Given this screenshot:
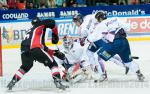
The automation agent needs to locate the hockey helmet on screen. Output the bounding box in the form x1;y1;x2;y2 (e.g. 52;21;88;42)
95;11;107;22
72;14;83;23
63;35;74;49
31;17;41;25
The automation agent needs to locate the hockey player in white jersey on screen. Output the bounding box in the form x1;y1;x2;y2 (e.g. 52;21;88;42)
72;13;107;80
87;11;145;82
56;35;93;83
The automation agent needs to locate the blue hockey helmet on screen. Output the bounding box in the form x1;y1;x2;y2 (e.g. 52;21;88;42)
72;14;83;23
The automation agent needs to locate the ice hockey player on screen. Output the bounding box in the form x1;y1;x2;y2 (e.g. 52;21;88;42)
7;17;68;90
55;35;93;83
87;11;145;82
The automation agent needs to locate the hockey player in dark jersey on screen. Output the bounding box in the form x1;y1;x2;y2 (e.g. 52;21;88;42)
7;17;68;90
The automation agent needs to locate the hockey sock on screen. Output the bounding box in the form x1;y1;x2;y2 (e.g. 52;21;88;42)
51;66;61;80
12;68;26;83
99;59;105;73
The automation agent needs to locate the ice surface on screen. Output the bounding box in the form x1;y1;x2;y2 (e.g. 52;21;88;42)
0;41;150;94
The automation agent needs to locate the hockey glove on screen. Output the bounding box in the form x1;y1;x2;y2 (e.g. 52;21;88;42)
79;37;87;46
54;50;65;60
47;49;55;57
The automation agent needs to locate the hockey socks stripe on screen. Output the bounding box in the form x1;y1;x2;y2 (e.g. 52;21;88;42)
73;63;80;73
51;67;61;78
14;68;26;81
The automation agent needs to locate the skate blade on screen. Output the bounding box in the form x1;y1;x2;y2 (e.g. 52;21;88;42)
94;78;108;83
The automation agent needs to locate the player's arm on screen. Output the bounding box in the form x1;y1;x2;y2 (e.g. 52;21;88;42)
87;23;104;43
43;19;59;44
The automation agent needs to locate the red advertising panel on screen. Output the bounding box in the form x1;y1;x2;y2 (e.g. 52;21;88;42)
127;17;150;32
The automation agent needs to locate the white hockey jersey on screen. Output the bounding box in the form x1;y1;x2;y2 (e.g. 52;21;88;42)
88;17;131;42
78;14;99;38
57;42;89;67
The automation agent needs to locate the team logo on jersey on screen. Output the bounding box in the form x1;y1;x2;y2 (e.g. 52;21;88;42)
2;26;14;43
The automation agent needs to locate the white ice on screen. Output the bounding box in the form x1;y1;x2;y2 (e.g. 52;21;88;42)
0;41;150;94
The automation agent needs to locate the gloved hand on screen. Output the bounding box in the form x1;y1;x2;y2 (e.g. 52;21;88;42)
79;37;86;46
47;49;55;57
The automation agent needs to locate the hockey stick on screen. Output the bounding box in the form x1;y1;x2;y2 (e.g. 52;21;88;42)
131;56;139;59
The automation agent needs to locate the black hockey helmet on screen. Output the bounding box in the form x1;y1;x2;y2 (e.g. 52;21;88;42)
31;17;41;25
72;14;83;23
95;11;107;21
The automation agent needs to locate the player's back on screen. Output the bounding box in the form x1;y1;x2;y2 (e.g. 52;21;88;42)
102;17;130;34
21;19;53;52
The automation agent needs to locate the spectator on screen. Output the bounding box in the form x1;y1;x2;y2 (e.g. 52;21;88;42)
118;0;128;5
65;0;76;7
33;0;39;8
76;0;86;7
139;0;146;4
70;0;77;7
0;2;4;10
48;0;55;8
26;0;35;9
130;0;139;4
39;0;48;9
0;0;8;9
108;0;119;5
86;0;96;6
72;2;78;7
55;0;66;7
7;0;17;9
17;0;26;10
96;0;109;6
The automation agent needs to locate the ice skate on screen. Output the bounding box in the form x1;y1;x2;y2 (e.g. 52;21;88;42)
94;72;108;83
136;70;145;81
7;79;16;90
137;73;145;81
54;79;69;90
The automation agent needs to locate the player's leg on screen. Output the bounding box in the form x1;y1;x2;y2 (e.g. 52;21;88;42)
96;40;121;82
7;51;34;90
110;55;130;74
61;62;73;81
88;39;109;82
93;53;107;74
110;55;124;66
87;43;98;70
118;39;145;81
87;39;106;73
87;45;106;81
30;48;68;90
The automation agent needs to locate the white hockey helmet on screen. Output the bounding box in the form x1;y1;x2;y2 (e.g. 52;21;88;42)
63;35;74;49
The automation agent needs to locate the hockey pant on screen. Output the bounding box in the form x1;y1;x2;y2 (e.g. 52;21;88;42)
12;47;61;83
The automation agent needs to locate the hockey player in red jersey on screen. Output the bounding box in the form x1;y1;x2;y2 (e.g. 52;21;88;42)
7;17;68;90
